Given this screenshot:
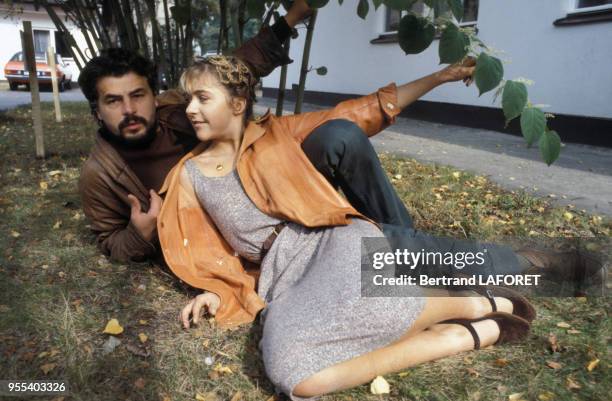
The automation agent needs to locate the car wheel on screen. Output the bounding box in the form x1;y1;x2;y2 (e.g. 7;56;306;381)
25;83;30;91
58;78;65;92
65;80;72;90
9;81;18;91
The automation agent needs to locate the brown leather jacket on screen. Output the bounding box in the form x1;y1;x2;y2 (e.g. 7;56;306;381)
157;84;400;328
79;26;290;263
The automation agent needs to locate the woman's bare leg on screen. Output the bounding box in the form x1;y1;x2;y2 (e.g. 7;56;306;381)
292;291;513;398
293;320;501;397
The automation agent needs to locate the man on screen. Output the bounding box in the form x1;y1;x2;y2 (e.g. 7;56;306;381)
78;3;602;290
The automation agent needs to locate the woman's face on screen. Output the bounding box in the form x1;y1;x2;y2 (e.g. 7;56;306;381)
185;75;244;142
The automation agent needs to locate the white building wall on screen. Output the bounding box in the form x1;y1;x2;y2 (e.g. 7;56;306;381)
262;0;612;119
0;4;92;80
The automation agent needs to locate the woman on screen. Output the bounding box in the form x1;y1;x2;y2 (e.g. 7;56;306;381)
157;55;535;399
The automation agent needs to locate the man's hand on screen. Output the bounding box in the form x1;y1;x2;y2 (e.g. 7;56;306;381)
127;190;162;241
435;57;476;85
180;292;221;329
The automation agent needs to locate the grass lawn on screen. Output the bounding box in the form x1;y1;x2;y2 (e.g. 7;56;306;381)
0;102;609;401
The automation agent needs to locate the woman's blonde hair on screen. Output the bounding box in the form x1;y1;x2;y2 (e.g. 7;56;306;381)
180;55;257;122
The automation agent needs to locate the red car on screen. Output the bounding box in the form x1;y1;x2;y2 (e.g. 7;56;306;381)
4;51;73;91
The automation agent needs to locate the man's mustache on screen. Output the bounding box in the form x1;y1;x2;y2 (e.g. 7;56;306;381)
118;115;148;131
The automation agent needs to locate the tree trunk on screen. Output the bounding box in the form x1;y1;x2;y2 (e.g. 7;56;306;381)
162;0;175;83
276;38;290;116
132;0;150;58
294;10;317;114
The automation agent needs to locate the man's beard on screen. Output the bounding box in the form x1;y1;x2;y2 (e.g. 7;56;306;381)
99;114;158;150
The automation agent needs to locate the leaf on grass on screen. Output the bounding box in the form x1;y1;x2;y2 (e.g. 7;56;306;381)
538;391;555;401
466;367;480;377
134;377;145;389
508;393;525;401
546;361;562;369
212;363;233;375
102;336;122;354
563;212;574;222
556;322;571;328
139;319;148;325
370;375;390;394
586;358;599;372
103;318;124;335
195;392;219;401
230;391;243;401
566;376;581;390
40;181;48;190
138;333;148;343
398;371;409;377
495;358;509;367
10;230;20;238
125;343;150;358
40;363;56;374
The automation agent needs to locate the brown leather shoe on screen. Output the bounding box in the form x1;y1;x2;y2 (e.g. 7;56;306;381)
517;248;606;283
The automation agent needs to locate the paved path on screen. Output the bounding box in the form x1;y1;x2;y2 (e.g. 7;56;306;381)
0;86;85;110
256;97;612;216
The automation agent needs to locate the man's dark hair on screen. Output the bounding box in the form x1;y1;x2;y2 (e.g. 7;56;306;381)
78;48;158;113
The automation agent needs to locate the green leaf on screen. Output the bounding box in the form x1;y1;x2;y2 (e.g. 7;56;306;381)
520;108;546;147
357;0;369;19
502;80;528;124
438;23;469;64
372;0;383;10
398;14;435;55
474;53;503;96
316;66;328;75
446;0;464;21
307;0;329;8
247;0;266;18
539;129;561;166
384;0;416;11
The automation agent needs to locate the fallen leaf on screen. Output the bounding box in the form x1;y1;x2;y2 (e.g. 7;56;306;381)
125;343;151;358
563;212;574;222
48;170;62;177
452;171;461;179
466;367;480;377
204;356;214;366
138;333;148;343
556;322;571;329
10;230;20;238
202;339;210;348
103;318;124;335
393;174;402;180
40;363;56;374
548;333;560;352
546;361;562;369
567;329;581;334
212;363;233;375
538;391;555;401
565;376;581;390
139;319;148;325
398;371;409;377
495;358;509;367
586;358;599;372
508;393;525;401
134;377;145;389
195;392;218;401
38;351;50;358
370;375;390;394
53;221;62;229
230;392;243;401
39;181;48;190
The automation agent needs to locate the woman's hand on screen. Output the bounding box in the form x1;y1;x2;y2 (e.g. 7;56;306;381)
435;57;477;86
180;292;221;329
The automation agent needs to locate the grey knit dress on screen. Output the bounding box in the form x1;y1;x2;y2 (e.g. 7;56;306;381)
185;161;425;400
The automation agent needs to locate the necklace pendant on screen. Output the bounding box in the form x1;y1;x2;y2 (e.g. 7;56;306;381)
216;164;223;171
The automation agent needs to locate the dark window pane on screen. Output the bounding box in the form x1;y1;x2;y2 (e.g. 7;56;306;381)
578;0;612;7
33;30;50;54
386;9;401;31
54;31;71;58
463;0;479;22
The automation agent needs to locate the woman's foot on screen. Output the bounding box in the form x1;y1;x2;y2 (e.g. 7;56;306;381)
463;285;536;322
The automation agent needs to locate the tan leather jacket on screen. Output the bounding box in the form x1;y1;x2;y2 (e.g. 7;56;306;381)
157;83;400;328
79;26;291;263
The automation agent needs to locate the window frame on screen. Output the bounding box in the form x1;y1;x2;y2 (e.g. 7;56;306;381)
382;1;478;34
570;0;612;14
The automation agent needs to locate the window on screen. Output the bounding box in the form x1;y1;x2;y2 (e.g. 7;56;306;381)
384;0;478;33
54;31;71;58
575;0;612;10
33;30;50;57
10;52;24;62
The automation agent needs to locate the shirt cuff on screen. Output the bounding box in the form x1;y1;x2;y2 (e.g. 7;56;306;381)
377;83;401;123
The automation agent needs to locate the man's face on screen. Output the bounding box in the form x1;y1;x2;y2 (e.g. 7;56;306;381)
95;72;157;143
